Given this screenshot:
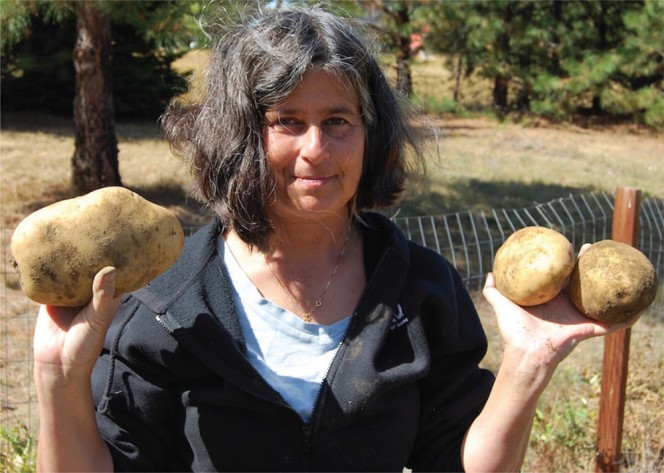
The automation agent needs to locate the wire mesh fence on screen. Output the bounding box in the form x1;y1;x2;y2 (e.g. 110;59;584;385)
393;192;664;303
1;192;663;465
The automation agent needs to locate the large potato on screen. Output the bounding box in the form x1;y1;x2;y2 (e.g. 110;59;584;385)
566;240;658;323
493;226;575;306
10;186;184;307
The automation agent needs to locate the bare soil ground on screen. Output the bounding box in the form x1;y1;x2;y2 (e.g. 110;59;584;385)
1;110;663;471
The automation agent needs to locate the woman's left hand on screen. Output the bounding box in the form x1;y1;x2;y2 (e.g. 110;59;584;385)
482;271;641;370
465;247;642;472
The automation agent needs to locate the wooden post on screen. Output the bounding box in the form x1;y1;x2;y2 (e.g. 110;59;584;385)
595;187;641;472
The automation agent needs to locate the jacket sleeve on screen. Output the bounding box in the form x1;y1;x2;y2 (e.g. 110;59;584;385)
406;253;495;472
91;297;185;471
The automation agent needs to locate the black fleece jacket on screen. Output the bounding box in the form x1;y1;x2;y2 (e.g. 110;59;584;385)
92;212;494;472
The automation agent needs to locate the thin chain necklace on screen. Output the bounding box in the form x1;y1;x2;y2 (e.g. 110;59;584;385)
265;221;352;323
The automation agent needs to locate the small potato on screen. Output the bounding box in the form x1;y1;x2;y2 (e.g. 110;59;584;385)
567;240;658;323
493;226;575;306
10;186;184;307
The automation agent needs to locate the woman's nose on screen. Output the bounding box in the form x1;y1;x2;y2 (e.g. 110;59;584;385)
300;125;329;162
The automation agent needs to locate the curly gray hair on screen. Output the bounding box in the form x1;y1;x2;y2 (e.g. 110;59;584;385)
161;6;423;250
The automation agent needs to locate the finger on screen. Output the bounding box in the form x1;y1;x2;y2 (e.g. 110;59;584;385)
578;243;591;257
594;311;643;335
40;267;121;324
91;267;123;323
93;266;117;301
482;272;496;302
482;272;510;307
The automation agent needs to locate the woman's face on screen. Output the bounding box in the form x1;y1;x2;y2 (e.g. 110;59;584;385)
262;69;365;222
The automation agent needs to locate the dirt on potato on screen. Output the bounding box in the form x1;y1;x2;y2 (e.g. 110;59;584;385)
10;187;185;307
567;240;658;323
493;226;575;306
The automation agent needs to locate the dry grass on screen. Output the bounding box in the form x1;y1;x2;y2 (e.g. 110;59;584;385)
474;294;664;472
392;116;664;218
1;52;663;472
0;114;207;229
3;112;662;228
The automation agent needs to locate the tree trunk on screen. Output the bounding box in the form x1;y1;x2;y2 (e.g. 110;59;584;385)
592;94;603;115
71;2;121;194
549;0;563;76
388;3;414;98
516;84;530;110
453;54;463;103
395;35;413;98
493;3;512;111
493;77;509;110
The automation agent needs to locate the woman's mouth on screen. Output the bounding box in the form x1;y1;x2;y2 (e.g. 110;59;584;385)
293;175;333;186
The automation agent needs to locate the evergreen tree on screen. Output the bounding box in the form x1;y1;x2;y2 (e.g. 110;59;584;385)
376;1;417;98
1;0;201;192
322;0;424;98
423;1;478;105
423;0;661;125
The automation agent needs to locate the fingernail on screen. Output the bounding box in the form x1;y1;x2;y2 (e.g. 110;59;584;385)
100;267;117;284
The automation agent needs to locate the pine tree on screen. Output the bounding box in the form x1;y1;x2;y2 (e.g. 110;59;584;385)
1;0;201;193
421;0;661;124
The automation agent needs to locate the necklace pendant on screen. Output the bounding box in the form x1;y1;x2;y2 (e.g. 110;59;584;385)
265;219;352;326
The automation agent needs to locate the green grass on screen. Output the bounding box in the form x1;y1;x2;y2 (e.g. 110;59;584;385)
1;424;35;473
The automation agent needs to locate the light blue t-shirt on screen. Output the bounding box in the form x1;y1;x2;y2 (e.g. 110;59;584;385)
220;238;351;422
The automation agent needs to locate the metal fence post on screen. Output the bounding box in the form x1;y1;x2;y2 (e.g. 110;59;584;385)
595;187;641;472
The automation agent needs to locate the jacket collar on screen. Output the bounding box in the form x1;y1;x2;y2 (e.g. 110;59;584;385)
133;220;222;315
138;212;411;317
133;213;425;417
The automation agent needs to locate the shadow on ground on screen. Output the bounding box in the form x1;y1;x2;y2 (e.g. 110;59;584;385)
19;178;599;227
10;182;209;229
386;178;599;217
1;112;163;141
128;182;211;228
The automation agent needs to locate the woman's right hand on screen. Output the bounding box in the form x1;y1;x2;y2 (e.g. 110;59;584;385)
34;266;121;472
34;266;124;383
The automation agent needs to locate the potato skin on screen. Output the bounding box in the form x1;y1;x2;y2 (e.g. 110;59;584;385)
493;226;575;306
567;240;658;323
10;186;184;307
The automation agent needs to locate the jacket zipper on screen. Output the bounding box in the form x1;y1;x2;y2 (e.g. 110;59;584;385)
155;243;396;469
157;313;321;469
308;245;392;422
302;424;313;457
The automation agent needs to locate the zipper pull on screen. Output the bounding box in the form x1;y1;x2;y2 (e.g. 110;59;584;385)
302;424;313;457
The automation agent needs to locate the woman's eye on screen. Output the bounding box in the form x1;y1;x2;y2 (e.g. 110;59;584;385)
274;117;298;127
325;117;348;126
272;117;303;134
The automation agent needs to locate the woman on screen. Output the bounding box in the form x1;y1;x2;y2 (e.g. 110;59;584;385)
34;7;640;472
